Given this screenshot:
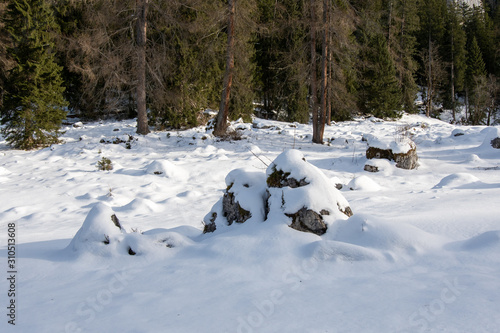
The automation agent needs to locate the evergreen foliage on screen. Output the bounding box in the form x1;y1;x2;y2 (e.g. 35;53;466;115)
360;34;403;118
0;0;498;136
1;0;67;149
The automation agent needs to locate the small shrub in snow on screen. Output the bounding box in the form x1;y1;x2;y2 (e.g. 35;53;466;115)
97;157;113;171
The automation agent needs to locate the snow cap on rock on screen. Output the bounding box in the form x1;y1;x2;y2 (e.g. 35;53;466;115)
266;149;352;220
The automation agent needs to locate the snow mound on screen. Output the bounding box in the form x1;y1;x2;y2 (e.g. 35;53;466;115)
324;214;446;257
145;160;189;181
225;168;268;219
363;134;414;154
451;230;500;252
451;128;466;137
479;126;500;149
267;149;351;219
433;173;481;189
312;240;386;262
203;168;267;232
364;158;393;175
347;175;382;191
68;203;197;256
67;202;123;253
0;166;11;176
115;198;161;213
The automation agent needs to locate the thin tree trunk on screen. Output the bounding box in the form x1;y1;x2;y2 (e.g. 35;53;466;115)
451;32;456;122
427;29;432;118
387;0;393;51
465;87;469;122
214;0;235;137
327;22;332;126
136;0;149;135
310;0;319;143
315;0;328;144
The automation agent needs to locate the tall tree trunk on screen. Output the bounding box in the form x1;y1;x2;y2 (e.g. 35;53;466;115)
327;23;332;126
310;0;319;142
315;0;328;144
214;0;236;137
427;29;432;118
136;0;149;135
451;32;456;122
387;0;393;51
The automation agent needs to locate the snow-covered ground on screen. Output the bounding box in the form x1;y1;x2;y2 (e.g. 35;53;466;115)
1;114;499;332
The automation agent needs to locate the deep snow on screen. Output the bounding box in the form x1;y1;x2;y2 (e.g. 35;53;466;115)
1;114;499;332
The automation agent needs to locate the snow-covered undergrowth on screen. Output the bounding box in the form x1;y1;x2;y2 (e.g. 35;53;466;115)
1;114;499;332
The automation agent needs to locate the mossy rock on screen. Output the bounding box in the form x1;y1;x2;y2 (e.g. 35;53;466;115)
366;144;418;170
267;167;309;188
222;184;251;225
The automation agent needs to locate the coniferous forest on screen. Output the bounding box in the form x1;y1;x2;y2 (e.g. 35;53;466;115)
1;0;499;149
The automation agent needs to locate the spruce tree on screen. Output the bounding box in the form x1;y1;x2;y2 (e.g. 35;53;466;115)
443;0;467;121
466;36;487;124
1;0;67;149
466;36;487;87
360;34;403;118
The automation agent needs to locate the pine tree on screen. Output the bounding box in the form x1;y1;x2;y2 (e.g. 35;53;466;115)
1;0;67;149
466;5;496;75
417;0;448;117
361;34;403;118
466;36;487;87
466;36;487;124
443;0;467;121
254;0;309;123
393;0;420;114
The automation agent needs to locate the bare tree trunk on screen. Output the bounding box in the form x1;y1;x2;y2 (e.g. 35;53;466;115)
427;30;432;118
136;0;149;135
315;0;328;144
465;87;469;122
387;0;393;51
327;25;332;126
214;0;236;137
310;0;319;142
451;34;456;122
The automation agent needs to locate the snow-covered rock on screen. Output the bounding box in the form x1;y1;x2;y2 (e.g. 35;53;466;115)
222;169;267;225
67;202;123;253
203;168;267;233
365;135;418;169
266;149;352;235
204;150;352;236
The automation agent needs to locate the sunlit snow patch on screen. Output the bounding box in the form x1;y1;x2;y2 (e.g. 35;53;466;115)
145;160;189;181
347;175;382;191
433;173;482;189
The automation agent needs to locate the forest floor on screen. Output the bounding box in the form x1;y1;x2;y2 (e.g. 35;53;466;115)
1;113;499;332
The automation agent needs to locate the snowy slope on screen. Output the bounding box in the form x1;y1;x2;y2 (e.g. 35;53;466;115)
1;114;500;332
